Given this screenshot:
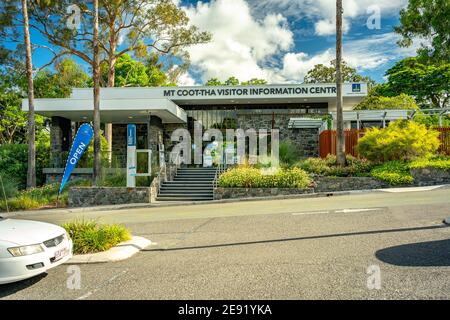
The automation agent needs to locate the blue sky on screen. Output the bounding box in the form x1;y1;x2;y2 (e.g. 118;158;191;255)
22;0;421;85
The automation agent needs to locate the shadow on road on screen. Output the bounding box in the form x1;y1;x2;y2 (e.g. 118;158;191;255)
144;224;448;252
376;239;450;267
0;273;47;298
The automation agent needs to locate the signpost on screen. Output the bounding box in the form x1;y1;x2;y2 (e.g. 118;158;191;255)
127;124;137;187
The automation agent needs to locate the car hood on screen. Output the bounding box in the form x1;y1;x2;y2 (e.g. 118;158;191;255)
0;219;65;246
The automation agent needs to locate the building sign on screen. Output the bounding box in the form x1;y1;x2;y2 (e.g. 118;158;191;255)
352;83;361;93
127;124;137;188
163;85;342;98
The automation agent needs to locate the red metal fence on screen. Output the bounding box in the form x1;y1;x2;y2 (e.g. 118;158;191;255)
319;127;450;158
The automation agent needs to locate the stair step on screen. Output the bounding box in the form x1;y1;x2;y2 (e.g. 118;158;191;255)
156;196;213;201
160;187;213;191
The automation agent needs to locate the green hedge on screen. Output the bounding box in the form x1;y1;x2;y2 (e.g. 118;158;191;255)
218;166;311;189
295;155;374;177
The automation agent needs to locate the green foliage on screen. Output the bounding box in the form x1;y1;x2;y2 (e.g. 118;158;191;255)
296;155;374;177
413;114;450;127
102;54;149;87
100;171;127;187
304;60;375;85
279;140;302;166
0;143;49;189
218;166;311;189
375;57;450;109
370;161;414;186
241;78;268;85
356;120;441;162
63;220;131;255
0;77;47;145
0;174;19;199
409;156;450;171
354;93;419;110
34;59;89;98
205;77;268;86
394;0;450;61
0;179;91;212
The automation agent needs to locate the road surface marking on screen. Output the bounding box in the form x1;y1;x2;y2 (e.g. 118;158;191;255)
335;208;383;213
291;211;330;216
380;186;442;193
75;269;128;300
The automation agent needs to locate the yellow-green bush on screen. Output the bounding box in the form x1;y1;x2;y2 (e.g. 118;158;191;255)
218;166;311;189
409;156;450;171
63;220;131;254
296;154;374;177
370;161;414;185
356;120;440;162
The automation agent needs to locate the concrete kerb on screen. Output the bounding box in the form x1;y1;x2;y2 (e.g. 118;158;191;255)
3;184;450;218
65;236;152;264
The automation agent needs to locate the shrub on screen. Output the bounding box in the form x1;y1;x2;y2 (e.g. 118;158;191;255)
0;179;91;212
356;120;440;162
279;140;302;166
295;154;374;177
409;156;450;171
218;166;311;189
370;161;414;186
0;143;49;189
63;220;131;254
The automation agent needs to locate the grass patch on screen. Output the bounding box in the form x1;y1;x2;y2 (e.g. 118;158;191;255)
0;179;91;212
63;220;131;254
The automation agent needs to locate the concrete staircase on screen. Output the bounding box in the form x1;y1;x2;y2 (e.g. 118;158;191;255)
156;167;216;201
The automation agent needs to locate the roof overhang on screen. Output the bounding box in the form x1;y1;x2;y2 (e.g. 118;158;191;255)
68;83;368;106
288;117;327;129
22;98;187;123
330;110;412;121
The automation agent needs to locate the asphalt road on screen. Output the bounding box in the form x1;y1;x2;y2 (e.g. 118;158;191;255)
1;187;450;299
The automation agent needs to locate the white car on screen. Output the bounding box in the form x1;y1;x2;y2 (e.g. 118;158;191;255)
0;217;73;285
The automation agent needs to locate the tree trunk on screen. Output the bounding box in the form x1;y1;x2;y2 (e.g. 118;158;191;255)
105;46;117;164
104;20;118;164
22;0;36;189
93;0;102;185
335;0;346;166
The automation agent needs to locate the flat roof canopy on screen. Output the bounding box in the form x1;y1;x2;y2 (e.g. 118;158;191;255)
69;83;367;105
330;110;412;121
22;83;368;123
22;98;187;123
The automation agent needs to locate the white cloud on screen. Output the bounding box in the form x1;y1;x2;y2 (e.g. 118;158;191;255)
177;71;197;86
184;0;293;83
180;0;418;85
249;0;408;36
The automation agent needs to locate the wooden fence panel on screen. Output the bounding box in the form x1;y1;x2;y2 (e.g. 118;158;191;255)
319;128;450;158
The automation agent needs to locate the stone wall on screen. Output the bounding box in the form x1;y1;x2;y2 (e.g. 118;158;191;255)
68;187;152;207
411;167;450;186
214;176;389;200
314;176;389;193
236;112;320;157
214;187;314;200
